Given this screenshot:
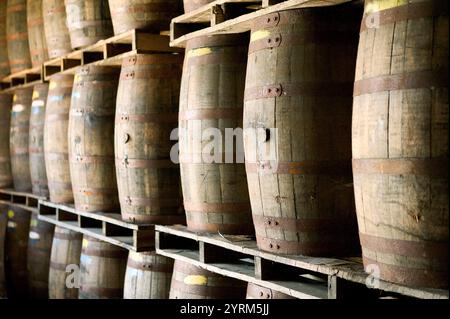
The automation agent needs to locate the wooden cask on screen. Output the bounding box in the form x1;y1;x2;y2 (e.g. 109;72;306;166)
69;66;120;213
183;0;212;13
27;211;54;299
10;88;33;192
29;83;49;197
65;0;113;50
123;251;173;299
352;0;449;288
44;74;74;203
48;226;82;299
180;35;253;235
6;0;31;73
0;204;7;298
4;205;30;298
246;282;294;299
43;0;72;58
0;1;10;78
243;6;362;256
169;260;246;299
79;236;128;299
108;0;182;35
0;93;13;188
115;54;185;224
27;0;49;67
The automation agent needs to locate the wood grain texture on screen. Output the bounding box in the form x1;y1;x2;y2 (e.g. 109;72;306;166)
79;235;128;299
29;83;49;197
0;93;13;188
68;66;120;213
0;1;10;78
179;35;253;235
246;282;295;299
108;0;183;35
0;204;7;298
352;0;449;289
243;5;362;256
4;205;30;298
44;74;74;203
27;0;49;67
48;226;82;299
115;54;185;224
6;0;32;73
43;0;72;58
183;0;214;13
10;88;33;192
123;251;174;299
27;211;54;299
65;0;113;50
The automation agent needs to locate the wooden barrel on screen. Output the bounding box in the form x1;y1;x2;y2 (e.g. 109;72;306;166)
108;0;182;35
44;74;74;204
79;236;128;299
6;0;31;73
246;282;294;299
180;35;253;235
29;83;49;197
0;1;10;78
4;205;30;298
123;251;173;299
27;211;54;299
352;0;449;288
0;93;13;188
10;88;33;192
27;0;49;67
183;0;212;13
48;226;82;299
43;0;72;58
68;66;120;213
65;0;113;50
115;54;185;224
243;6;362;256
169;260;247;299
0;204;7;298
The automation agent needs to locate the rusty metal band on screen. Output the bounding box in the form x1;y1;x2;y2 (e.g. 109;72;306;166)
352;158;448;177
28;250;49;260
47;181;73;190
74;81;118;89
6;32;28;41
122;55;184;67
256;235;349;255
49;261;68;271
170;279;243;298
359;233;448;259
27;18;44;28
54;230;81;240
186;220;254;234
122;212;184;224
45;152;69;161
10;125;29;133
179;108;243;121
67;20;111;30
115;158;177;169
120;68;181;80
247;283;294;299
29;147;44;154
32;179;47;186
46;6;66;15
127;259;173;273
353;69;448;96
73;187;118;196
70;155;114;164
360;0;449;33
245;160;352;175
183;201;251;214
45;113;69;123
79;286;123;298
29;122;45;129
121;196;181;208
362;256;448;288
115;112;178;124
6;3;26;13
81;248;128;259
70;109;115;117
186;50;248;67
244;82;354;100
10;148;29;156
0;156;10;163
111;3;176;14
178;152;243;164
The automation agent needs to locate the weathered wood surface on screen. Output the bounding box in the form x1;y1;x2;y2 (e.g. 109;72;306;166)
10;88;33;192
27;211;54;299
29;83;49;197
115;54;185;224
124;251;174;299
0;1;11;78
69;66;120;213
43;0;72;58
0;204;7;298
65;0;113;50
48;226;82;299
243;4;362;256
6;0;32;73
183;0;214;12
179;35;253;235
44;74;74;203
169;259;247;299
108;0;183;35
27;0;49;67
352;0;449;289
4;205;30;298
0;93;13;188
79;235;128;299
246;282;295;299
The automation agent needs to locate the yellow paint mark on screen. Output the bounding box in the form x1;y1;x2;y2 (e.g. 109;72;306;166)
187;47;212;58
250;30;271;42
7;210;14;218
30;219;38;227
365;0;408;13
184;275;208;286
32;90;39;99
82;238;89;248
74;74;80;83
49;81;57;90
13;94;17;102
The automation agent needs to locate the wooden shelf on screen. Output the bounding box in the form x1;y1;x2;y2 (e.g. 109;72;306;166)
155;225;449;299
170;0;351;47
0;188;44;212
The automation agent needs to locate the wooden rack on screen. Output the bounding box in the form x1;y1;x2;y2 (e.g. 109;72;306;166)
0;188;43;213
